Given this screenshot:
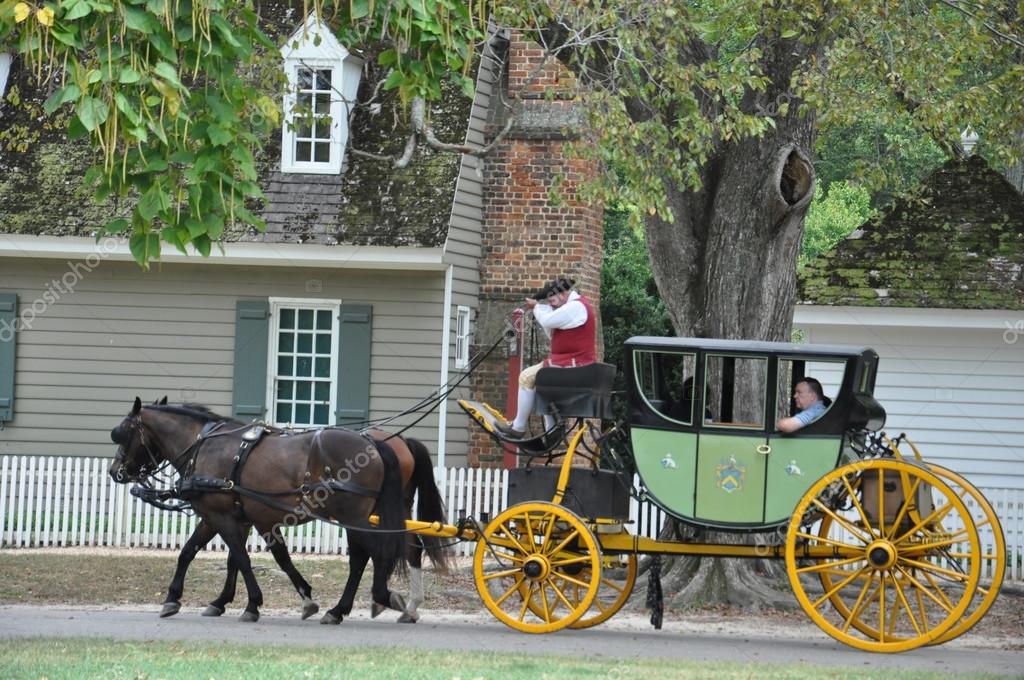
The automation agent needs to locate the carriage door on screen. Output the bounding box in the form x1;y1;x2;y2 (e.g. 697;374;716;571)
694;354;769;525
762;358;846;525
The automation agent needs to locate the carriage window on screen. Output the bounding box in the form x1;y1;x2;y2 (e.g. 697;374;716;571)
703;355;767;429
776;358;844;424
268;299;340;427
633;350;697;424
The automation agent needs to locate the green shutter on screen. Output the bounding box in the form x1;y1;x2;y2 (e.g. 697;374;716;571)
336;304;372;426
232;299;270;419
0;293;17;422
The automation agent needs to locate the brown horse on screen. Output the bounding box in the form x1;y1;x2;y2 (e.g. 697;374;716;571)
109;398;409;622
164;426;451;624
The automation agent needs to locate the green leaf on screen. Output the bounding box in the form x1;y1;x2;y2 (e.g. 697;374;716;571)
128;231;160;266
114;92;141;125
43;84;81;115
202;212;225;240
206;124;232;146
781;29;798;39
137;183;169;221
122;6;157;33
153;61;181;88
75;97;108;132
64;0;93;21
193;234;212;257
383;69;405;90
119;67;141;84
103;218;131;235
351;0;371;19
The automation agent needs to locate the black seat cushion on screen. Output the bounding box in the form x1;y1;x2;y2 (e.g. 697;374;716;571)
535;362;616;419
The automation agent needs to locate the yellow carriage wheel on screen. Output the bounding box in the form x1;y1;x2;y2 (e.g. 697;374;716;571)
786;459;981;653
817;462;1005;646
523;551;638;629
473;501;601;634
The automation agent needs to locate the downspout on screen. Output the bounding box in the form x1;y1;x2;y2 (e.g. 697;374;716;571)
436;264;454;483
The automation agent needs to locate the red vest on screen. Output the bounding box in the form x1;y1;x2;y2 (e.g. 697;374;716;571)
546;295;597;367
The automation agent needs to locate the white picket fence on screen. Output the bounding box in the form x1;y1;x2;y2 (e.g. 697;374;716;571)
0;455;1019;583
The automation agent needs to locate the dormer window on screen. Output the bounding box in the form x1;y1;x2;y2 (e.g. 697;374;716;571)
280;15;362;174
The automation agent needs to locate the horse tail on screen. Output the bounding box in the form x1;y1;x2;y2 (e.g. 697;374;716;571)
406;436;452;574
373;438;408;579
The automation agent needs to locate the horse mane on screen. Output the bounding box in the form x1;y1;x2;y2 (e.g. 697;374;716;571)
145;403;231;423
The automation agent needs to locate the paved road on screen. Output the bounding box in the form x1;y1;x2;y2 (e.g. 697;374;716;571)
1;605;1021;676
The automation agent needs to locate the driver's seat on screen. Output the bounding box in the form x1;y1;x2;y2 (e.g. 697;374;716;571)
534;362;616;420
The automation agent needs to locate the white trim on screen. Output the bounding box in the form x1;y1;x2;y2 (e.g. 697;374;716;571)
454;305;472;370
265;297;342;428
0;234;446;270
794;305;1017;330
0;53;11;102
436;266;454;474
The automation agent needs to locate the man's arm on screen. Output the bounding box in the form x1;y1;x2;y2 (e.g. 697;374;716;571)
533;299;587;330
776;416;803;433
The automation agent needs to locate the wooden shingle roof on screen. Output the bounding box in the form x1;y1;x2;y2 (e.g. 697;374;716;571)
798;156;1024;310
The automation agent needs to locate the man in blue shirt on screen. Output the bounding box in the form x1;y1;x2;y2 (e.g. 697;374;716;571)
776;378;829;433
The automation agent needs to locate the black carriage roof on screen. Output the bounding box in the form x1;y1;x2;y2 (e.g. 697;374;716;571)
625;336;876;359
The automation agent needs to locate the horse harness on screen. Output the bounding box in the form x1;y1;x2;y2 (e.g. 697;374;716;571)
133;421;384;522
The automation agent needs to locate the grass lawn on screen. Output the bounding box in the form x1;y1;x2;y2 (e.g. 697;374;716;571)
0;638;1009;680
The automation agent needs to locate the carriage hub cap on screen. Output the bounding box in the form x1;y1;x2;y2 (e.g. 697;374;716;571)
522;555;550;581
866;540;897;569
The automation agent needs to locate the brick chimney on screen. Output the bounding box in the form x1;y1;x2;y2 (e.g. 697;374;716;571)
468;32;604;468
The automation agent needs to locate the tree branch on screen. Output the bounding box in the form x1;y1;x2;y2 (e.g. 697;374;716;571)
935;0;1024;50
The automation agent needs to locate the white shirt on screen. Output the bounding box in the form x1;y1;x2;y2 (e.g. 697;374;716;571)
532;291;588;339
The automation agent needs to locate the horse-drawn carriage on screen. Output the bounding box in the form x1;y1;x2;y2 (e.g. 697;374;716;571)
110;336;1004;654
448;337;1004;653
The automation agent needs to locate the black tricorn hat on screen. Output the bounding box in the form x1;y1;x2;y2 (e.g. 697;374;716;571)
532;277;576;300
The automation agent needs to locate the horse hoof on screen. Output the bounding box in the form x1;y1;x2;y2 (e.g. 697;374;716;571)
370;602;386;619
397;612;419;624
389;592;407;612
202;605;225;617
159;602;181;618
301;601;320;620
320;612;342;625
239;611;259;623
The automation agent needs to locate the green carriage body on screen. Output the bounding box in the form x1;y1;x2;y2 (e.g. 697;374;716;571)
624;337;883;530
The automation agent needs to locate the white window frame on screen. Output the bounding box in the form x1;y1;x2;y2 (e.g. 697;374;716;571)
0;53;12;103
266;297;341;427
455;305;472;369
280;15;362;175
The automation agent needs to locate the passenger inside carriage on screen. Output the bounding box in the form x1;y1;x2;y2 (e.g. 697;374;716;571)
776;377;832;433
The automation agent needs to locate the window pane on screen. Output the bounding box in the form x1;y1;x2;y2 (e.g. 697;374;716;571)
315;357;330;378
313;404;328;425
277;380;293;400
280;309;295;329
314;381;330;401
297;69;313;89
315;333;331;354
277;355;293;377
295;403;311;424
295;141;311;162
297;92;312;109
296;118;313;138
315;95;331;115
276;403;292;423
298;309;314;329
316;69;332;90
296;381;312;400
297;333;313;353
704;355;767;428
296;356;312;377
316;309;332;330
632;351;696;423
314;142;331;163
278;332;294;353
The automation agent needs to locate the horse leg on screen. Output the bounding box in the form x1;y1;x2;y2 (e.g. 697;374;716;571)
160;520;217;618
216;521;263;622
368;545;407;621
397;540;423;623
322;537;369;625
262;525;319;620
202;523;255;616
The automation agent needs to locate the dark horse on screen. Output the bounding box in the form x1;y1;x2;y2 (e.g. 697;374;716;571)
109;398;413;623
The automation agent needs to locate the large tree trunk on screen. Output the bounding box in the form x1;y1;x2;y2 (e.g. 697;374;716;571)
638;70;817;612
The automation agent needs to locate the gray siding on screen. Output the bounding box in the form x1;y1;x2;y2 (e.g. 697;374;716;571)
0;258;466;463
798;320;1024;490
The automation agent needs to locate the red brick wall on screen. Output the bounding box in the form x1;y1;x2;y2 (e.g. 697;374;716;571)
468;34;604;468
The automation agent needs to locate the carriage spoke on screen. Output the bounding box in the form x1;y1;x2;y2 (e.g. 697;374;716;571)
493;575;527;608
547;578;577;611
549;554;592;567
811;499;871;543
914;580;931;634
553;571;593;590
885;476;921;540
893;502;955;545
547;529;582;557
877;469;886;538
813;565;872;609
842;579;879;634
878;571;886;643
495;524;532;557
900;557;971;582
538;582;552;622
517;582;534;622
889;571;923;638
920;569;954;610
796;530;864;553
895;565;954;614
483;567;524;582
522;511;538;549
841;476;875;538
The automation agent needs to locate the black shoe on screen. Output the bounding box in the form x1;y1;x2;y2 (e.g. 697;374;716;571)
493;420;525;439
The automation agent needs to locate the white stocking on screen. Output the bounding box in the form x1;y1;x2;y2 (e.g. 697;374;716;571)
511;387;535;431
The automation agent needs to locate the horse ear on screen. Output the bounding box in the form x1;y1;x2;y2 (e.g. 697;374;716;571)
159;396;168;405
132;397;142;415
